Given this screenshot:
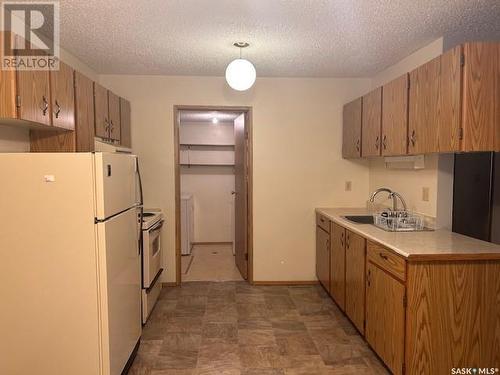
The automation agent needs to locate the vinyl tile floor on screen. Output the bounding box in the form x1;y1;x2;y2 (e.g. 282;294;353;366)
129;282;389;375
181;244;243;282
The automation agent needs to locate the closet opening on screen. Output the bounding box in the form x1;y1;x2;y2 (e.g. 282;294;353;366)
173;106;253;284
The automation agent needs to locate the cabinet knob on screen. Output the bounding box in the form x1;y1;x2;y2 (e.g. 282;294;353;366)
410;130;416;147
54;100;61;118
356;139;360;152
375;136;380;150
383;135;387;150
40;96;49;116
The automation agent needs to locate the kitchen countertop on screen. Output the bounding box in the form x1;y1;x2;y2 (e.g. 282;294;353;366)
316;207;500;261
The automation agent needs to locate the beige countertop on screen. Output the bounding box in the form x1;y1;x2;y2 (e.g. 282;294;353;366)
316;207;500;261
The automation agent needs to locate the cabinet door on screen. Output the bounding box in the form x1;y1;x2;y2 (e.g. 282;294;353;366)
438;45;462;152
382;74;408;156
330;223;345;310
462;42;500;152
94;83;109;139
316;226;330;293
362;88;382;157
50;61;75;130
342;98;362;158
366;262;405;375
108;91;121;142
74;72;95;152
119;98;131;148
345;230;365;334
16;69;51;126
408;55;440;154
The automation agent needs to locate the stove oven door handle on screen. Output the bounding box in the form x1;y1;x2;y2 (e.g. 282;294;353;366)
149;220;164;233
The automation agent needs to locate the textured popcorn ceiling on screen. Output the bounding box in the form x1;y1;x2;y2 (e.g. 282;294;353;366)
58;0;500;77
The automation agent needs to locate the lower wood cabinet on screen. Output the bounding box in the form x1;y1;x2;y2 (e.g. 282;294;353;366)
314;218;500;375
315;216;330;293
406;261;500;374
366;261;405;375
330;223;346;310
345;230;366;334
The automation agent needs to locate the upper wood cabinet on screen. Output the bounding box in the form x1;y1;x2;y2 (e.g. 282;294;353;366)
74;72;95;152
50;61;75;130
316;217;331;293
1;63;75;130
361;88;382;157
0;31;132;151
366;261;405;375
408;55;440;154
345;230;366;334
330;222;346;310
437;45;462;152
108;91;121;142
462;42;500;152
343;42;499;158
120;98;131;148
381;74;409;156
342;98;362;158
94;83;109;139
408;45;462;154
94;84;124;143
17;69;52;126
30;71;95;152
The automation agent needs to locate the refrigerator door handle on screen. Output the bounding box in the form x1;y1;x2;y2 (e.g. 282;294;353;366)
135;157;144;256
135;157;144;206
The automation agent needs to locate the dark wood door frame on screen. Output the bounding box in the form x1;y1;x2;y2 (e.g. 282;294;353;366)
173;105;254;285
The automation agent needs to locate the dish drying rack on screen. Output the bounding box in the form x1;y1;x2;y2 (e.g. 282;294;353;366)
373;211;424;232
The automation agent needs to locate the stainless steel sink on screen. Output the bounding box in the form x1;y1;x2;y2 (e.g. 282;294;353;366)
343;215;374;224
344;212;433;232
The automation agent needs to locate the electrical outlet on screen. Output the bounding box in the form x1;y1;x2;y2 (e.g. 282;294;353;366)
345;181;352;191
422;187;430;202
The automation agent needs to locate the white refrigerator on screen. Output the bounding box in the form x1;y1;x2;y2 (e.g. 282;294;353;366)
0;152;142;375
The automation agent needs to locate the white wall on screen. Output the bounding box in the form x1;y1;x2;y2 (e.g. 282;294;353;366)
180;120;235;243
99;75;372;282
368;38;454;226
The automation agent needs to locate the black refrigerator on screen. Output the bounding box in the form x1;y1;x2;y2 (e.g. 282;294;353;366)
453;152;500;244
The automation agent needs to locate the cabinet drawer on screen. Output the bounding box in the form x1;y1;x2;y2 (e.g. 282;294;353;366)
316;213;330;233
367;241;406;281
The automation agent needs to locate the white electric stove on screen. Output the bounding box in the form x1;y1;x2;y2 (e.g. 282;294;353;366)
141;209;164;323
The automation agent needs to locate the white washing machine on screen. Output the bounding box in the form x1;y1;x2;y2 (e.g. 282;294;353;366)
181;193;194;255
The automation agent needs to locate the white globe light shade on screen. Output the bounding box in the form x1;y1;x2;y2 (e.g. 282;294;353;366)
225;58;256;91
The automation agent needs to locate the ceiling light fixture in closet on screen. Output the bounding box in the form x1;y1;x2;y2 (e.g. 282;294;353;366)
225;42;256;91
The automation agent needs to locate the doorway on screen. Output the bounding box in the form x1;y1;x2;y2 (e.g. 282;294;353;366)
173;106;253;284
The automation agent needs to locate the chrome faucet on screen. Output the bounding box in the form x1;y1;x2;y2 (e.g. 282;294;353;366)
369;188;408;211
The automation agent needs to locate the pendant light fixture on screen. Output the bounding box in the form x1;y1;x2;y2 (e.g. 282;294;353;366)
225;42;256;91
